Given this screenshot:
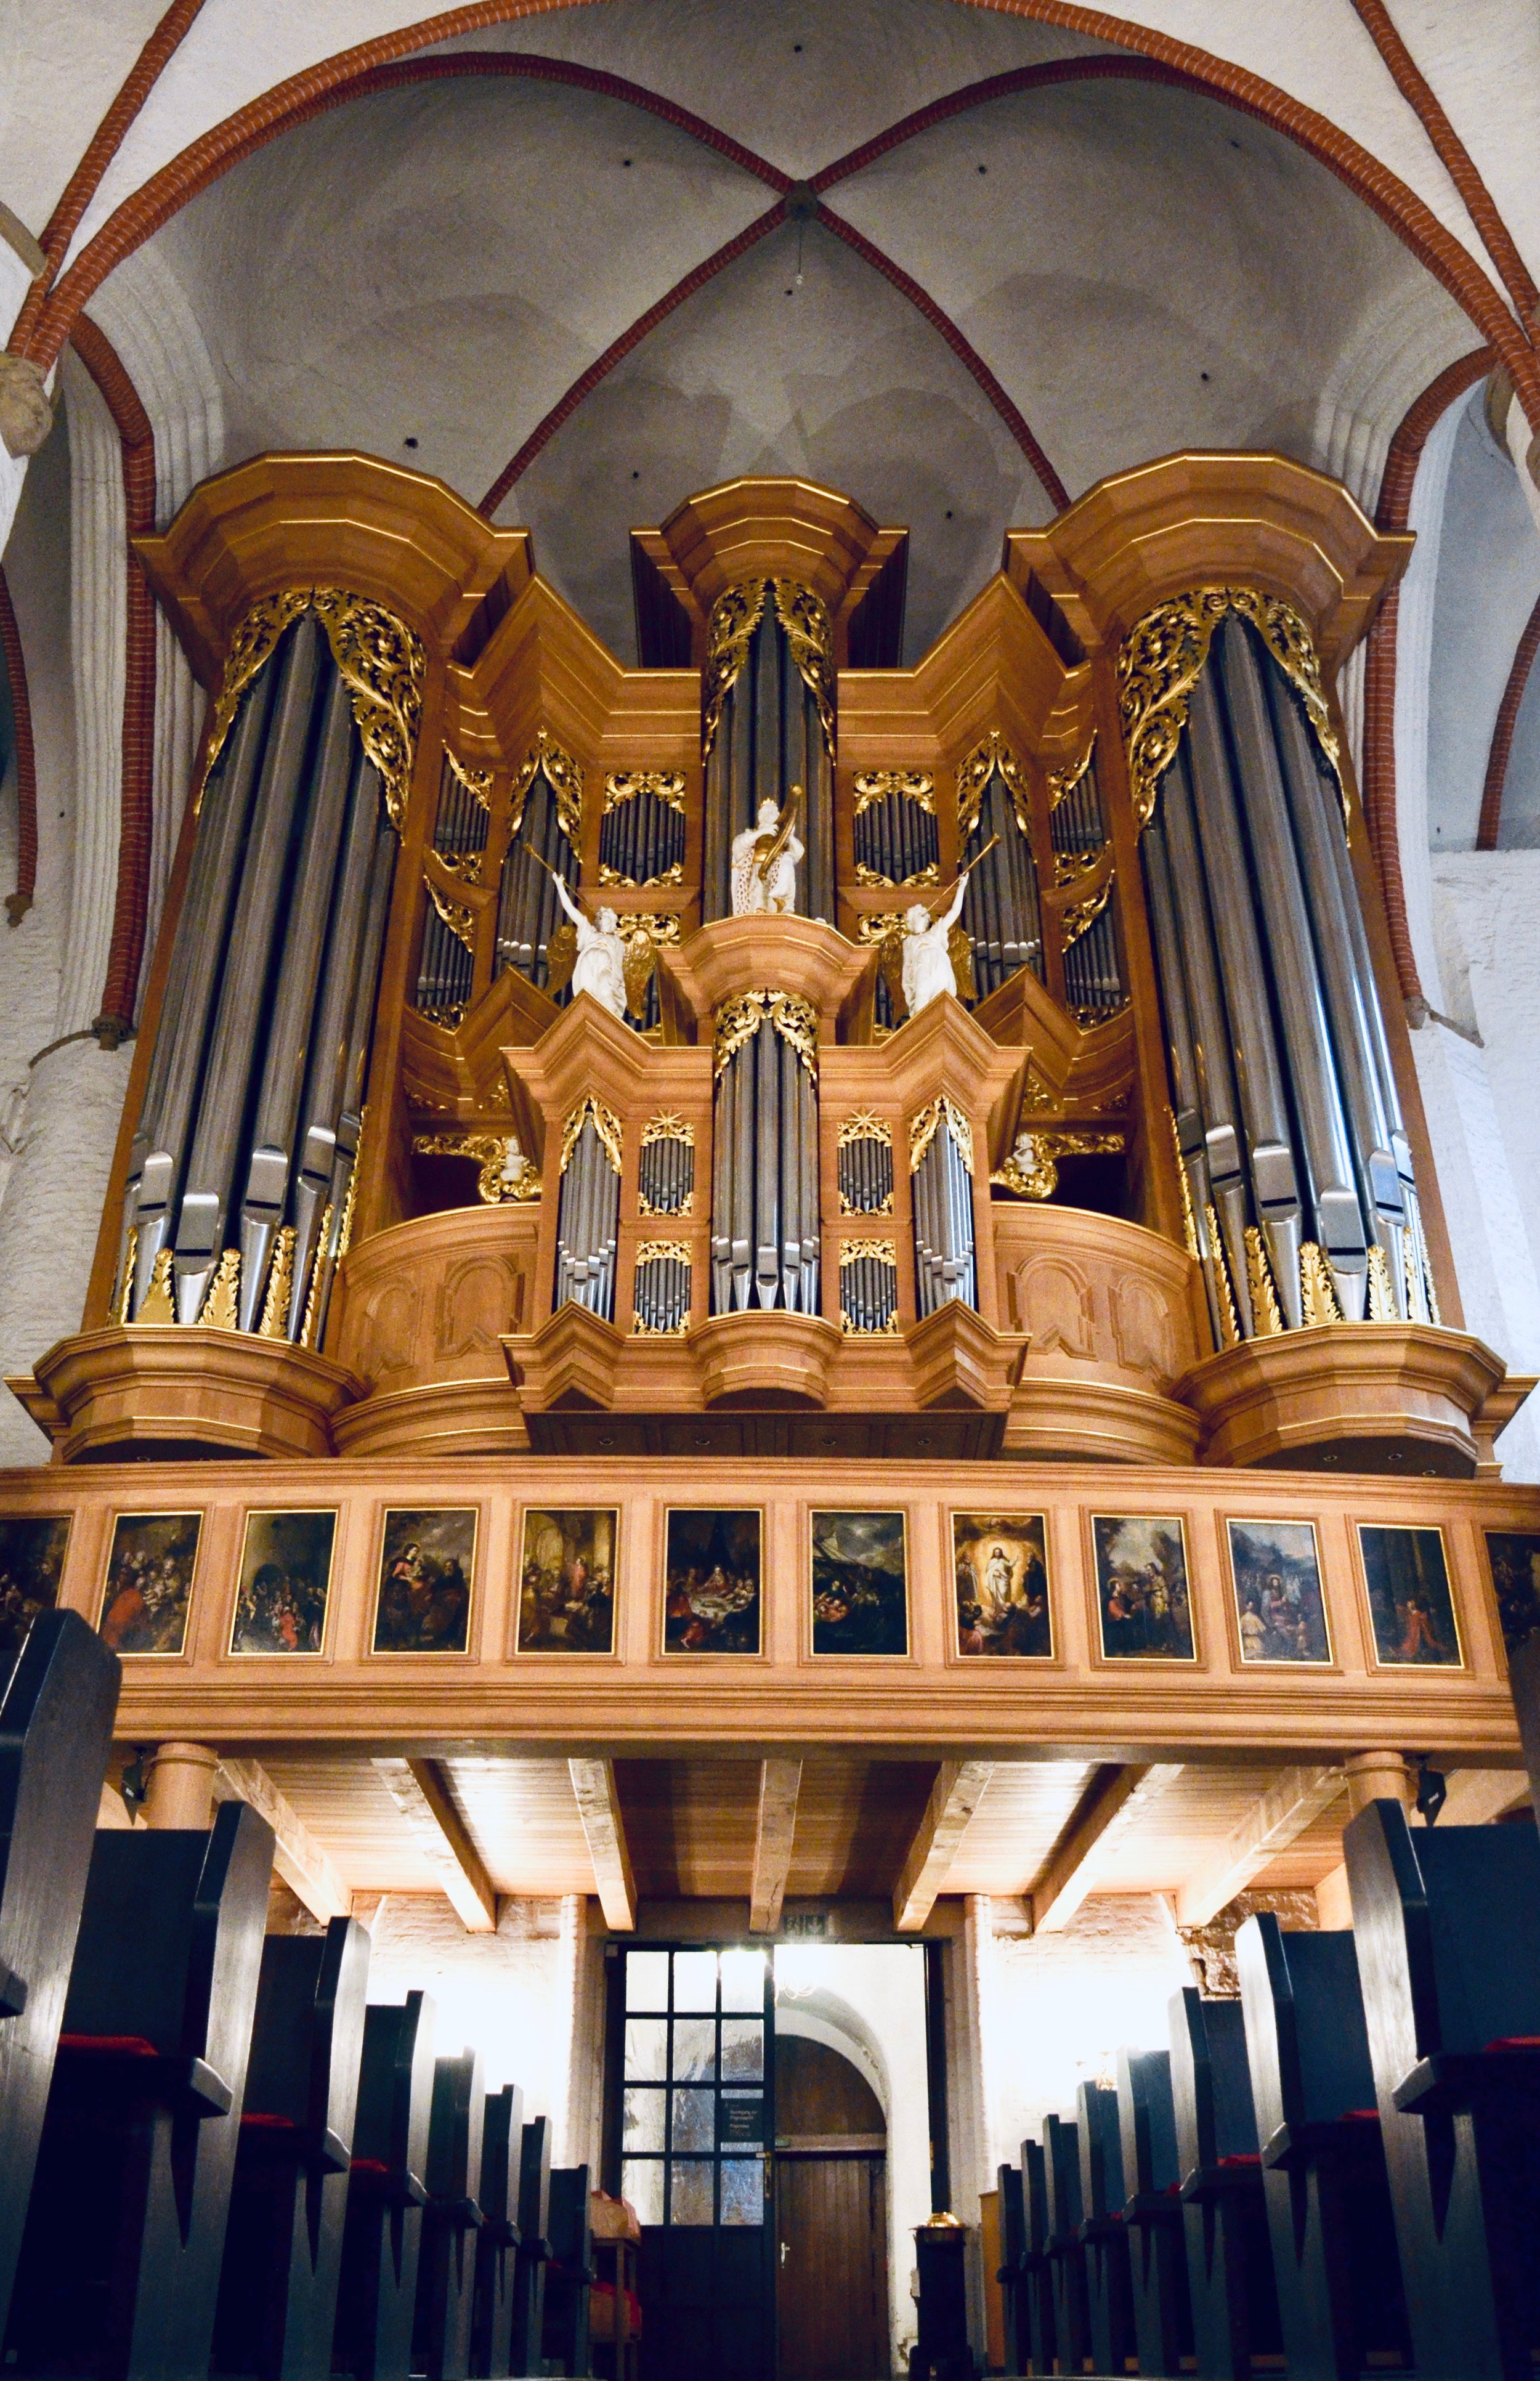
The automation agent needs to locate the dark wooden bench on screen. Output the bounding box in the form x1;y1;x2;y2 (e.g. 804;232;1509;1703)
1076;2080;1137;2378
509;2114;551;2378
7;1796;274;2380
470;2085;524;2380
541;2164;593;2379
0;1609;120;2340
333;1992;436;2381
1235;1911;1411;2379
994;2162;1028;2379
214;1915;371;2381
1116;2046;1193;2379
1042;2112;1092;2376
1169;1986;1283;2379
415;2050;486;2381
1344;1796;1540;2380
1019;2138;1056;2377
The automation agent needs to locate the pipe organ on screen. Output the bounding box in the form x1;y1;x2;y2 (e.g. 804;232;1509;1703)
51;449;1509;1487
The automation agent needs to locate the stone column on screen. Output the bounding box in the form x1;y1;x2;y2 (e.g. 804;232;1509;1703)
1317;1750;1417;1927
143;1740;218;1830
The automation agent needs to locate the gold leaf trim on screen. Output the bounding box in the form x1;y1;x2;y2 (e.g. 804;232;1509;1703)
204;591;313;779
853;768;935;816
116;1226;137;1324
839;1237;898;1267
854;859;940;890
642;1112;694;1149
910;1093;974;1176
1206;1203;1242;1347
637;1239;692;1267
771;577;836;760
198;1247;240;1329
991;1128;1123;1200
1060;870;1113;947
511;727;585;846
1366;1242;1396;1323
1167;1108;1201;1263
257;1227;296;1337
605;769;687;816
1117;586;1347;831
299;1206;331;1347
139;1246;176;1324
1047;736;1096;810
412;1130;541;1203
598;857;684;890
837;1109;893;1149
1244;1227;1285;1335
702;579;768;763
712;988;817;1079
311;589;426;832
956;729;1029;842
1300;1241;1345;1327
559;1095;623;1177
426;878;476;951
443;748;493;811
1053;846;1103;890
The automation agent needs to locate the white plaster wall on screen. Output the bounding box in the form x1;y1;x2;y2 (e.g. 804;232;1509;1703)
774;1941;929;2374
352;1892;579;2148
57;350;123;1041
1393;392;1464;1002
984;1895;1194;2159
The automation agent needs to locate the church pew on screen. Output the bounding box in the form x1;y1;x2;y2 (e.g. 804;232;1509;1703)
1343;1797;1540;2381
0;1609;120;2341
1019;2139;1057;2377
415;2049;487;2381
509;2114;552;2378
541;2164;594;2379
1509;1627;1540;1824
1116;2046;1193;2380
1041;2114;1092;2377
1169;1987;1283;2380
333;1992;436;2381
994;2162;1029;2379
1234;1913;1411;2380
6;1796;274;2381
1076;2080;1137;2380
471;2085;524;2380
213;1916;372;2381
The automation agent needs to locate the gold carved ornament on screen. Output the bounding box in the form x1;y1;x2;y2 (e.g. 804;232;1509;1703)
116;1227;137;1324
604;769;687;816
559;1095;624;1177
197;1247;240;1329
956;730;1029;843
641;1112;695;1148
910;1094;975;1176
853;769;935;816
1244;1227;1285;1336
1366;1242;1396;1323
991;1129;1124;1201
1059;871;1114;947
425;879;476;951
257;1228;297;1336
838;1239;901;1335
633;1240;692;1337
701;580;768;763
1047;736;1096;811
855;860;940;890
203;590;426;830
1205;1204;1243;1347
510;728;585;846
1300;1241;1345;1327
411;1131;541;1203
1117;587;1348;832
837;1109;893;1148
771;578;836;759
711;989;818;1079
443;748;493;812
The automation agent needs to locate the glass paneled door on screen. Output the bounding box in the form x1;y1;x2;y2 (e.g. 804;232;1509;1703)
619;1945;774;2381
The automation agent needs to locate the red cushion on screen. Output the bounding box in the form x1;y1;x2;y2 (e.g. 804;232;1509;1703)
1483;2037;1540;2051
241;2112;299;2130
1218;2154;1260;2167
57;2034;158;2057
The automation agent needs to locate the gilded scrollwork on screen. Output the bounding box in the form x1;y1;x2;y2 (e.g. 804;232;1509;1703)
702;579;768;762
768;989;818;1075
1118;586;1347;831
1060;871;1114;947
444;748;493;811
771;577;836;759
909;1093;975;1177
990;1128;1124;1201
854;859;940;890
412;1130;541;1203
837;1109;893;1148
311;589;427;831
425;878;476;951
604;769;687;815
641;1112;695;1148
853;768;934;816
1047;737;1096;811
559;1095;624;1177
205;591;314;778
955;729;1029;842
510;728;585;846
711;986;818;1078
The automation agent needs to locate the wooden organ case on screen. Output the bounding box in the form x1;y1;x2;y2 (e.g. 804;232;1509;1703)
13;450;1524;1487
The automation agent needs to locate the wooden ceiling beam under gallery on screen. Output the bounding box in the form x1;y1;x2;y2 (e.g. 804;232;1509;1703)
372;1755;498;1933
750;1759;803;1936
1027;1763;1186;1934
893;1761;995;1931
214;1754;352;1923
1173;1764;1346;1929
570;1756;637;1932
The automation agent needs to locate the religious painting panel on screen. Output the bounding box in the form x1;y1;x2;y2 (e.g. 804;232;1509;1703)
809;1511;908;1657
0;1514;71;1658
372;1508;477;1654
518;1507;619;1653
1091;1514;1195;1661
663;1509;763;1655
230;1510;339;1655
1485;1530;1540;1656
1358;1523;1462;1667
952;1512;1052;1657
1226;1519;1331;1665
98;1512;203;1657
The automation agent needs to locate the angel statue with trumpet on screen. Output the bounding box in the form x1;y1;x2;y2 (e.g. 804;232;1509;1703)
731;784;803;915
876;834;998;1021
538;856;666;1024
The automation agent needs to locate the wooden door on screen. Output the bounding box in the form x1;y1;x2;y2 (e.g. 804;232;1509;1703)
776;2153;889;2380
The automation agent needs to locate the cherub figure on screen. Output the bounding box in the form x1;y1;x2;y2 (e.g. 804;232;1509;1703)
731;788;803;915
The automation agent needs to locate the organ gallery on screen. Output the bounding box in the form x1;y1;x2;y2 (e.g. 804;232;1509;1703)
1;10;1540;2381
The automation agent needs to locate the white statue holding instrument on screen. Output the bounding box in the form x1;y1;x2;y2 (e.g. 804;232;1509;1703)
545;867;628;1020
731;786;803;915
886;834;998;1018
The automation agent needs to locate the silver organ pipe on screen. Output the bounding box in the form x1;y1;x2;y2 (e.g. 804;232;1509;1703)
840;1242;899;1334
555;1104;622;1320
961;769;1042;999
911;1099;977;1316
494;768;578;996
1138;603;1429;1341
117;603;405;1337
709;995;820;1315
702;582;834;922
852;785;939;884
599;776;686;887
